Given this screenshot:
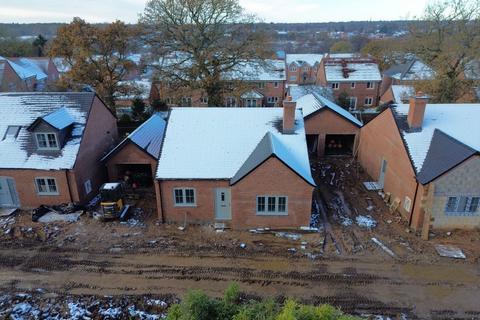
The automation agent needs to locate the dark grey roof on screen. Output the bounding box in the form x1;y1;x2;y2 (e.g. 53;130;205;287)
102;113;166;161
230;132;315;186
383;60;415;78
417;129;477;184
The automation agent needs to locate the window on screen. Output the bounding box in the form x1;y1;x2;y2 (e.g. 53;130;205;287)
351;82;356;88
226;97;236;107
273;81;279;88
290;66;297;72
181;96;192;107
348;97;357;110
303;66;310;72
267;97;279;104
404;196;412;212
289;76;297;82
364;97;373;106
445;196;480;215
256;196;288;215
258;82;265;89
245;99;257;107
331;82;339;90
366;82;374;89
3;126;21;140
200;97;208;104
35;177;58;195
84;179;92;195
173;188;196;206
36;133;59;150
165;97;172;104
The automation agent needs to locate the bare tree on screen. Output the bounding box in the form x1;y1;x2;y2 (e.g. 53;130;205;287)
139;0;271;106
409;0;480;102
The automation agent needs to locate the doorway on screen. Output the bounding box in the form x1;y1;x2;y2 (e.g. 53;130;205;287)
215;188;231;220
0;177;19;208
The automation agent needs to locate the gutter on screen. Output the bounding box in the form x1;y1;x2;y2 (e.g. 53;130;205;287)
409;181;419;227
65;169;74;203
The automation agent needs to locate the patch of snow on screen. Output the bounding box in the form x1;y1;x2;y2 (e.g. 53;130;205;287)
38;212;82;223
11;302;40;320
68;302;92;320
286;54;324;66
325;62;381;82
99;306;123;318
128;305;161;320
355;215;377;229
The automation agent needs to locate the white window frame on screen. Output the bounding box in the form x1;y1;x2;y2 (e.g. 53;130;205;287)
173;188;196;207
404;196;412;212
181;96;192;107
289;66;297;72
366;81;375;89
303;66;310;72
200;96;208;104
273;81;279;88
351;82;356;89
84;179;92;195
267;96;279;104
331;82;339;90
226;97;236;108
364;97;373;106
348;97;357;110
35;177;59;195
258;82;265;89
35;132;59;150
445;196;480;215
256;196;288;216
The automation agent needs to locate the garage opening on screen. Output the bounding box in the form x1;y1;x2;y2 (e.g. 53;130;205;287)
306;134;319;156
115;164;153;187
324;134;355;155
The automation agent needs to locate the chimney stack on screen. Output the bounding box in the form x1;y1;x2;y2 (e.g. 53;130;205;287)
282;96;296;134
407;92;428;131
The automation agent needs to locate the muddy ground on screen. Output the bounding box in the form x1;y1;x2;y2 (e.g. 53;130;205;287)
0;158;479;319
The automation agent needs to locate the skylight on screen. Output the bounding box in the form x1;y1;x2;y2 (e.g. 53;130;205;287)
3;126;21;140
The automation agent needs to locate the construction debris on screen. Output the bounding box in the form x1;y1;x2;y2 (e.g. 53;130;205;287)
355;215;377;229
371;237;396;258
435;244;466;259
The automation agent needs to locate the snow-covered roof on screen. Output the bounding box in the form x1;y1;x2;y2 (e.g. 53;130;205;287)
102;113;166;161
391;85;414;103
0;92;96;170
286;54;324;66
394;103;480;173
241;89;263;99
385;59;435;81
8;58;48;81
52;57;71;73
327;53;359;59
41;107;76;130
288;85;334;102
115;79;152;100
156;108;314;185
296;93;362;127
324;62;381;82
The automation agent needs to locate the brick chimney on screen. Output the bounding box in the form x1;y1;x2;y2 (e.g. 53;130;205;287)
282;96;296;134
407;92;428;131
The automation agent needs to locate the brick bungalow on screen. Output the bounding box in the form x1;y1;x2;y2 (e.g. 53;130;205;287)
288;85;363;157
154;102;315;229
0;92;117;209
102;113;166;186
358;93;480;231
317;54;382;109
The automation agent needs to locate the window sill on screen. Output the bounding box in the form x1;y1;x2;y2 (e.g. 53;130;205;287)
174;204;197;208
37;193;59;196
256;212;288;216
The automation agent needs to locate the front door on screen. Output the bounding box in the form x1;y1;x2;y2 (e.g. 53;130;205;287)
0;177;19;208
215;188;231;220
378;159;387;188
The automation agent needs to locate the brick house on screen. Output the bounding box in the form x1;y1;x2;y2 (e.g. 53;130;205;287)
153;59;286;108
285;54;324;85
358;93;480;231
102;113;166;186
380;58;435;97
380;85;415;104
154;103;315;229
288;86;362;157
317;54;382;109
0;92;118;209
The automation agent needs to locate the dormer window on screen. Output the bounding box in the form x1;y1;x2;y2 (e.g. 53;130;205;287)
36;133;59;150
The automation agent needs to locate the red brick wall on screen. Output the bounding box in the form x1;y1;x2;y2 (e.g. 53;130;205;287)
0;169;74;209
357;109;420;223
105;142;157;182
231;157;314;229
304;109;360;156
330;81;381;108
157;158;314;229
0;61;34;92
73;96;118;203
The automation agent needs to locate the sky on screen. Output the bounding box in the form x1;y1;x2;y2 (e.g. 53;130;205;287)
0;0;428;24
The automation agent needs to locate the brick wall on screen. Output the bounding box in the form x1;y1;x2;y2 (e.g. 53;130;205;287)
0;169;74;209
156;157;314;229
105;142;158;182
427;156;480;229
304;109;360;156
357;109;419;222
73;96;118;203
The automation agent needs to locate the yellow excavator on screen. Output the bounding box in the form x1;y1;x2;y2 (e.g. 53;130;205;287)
99;183;131;220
